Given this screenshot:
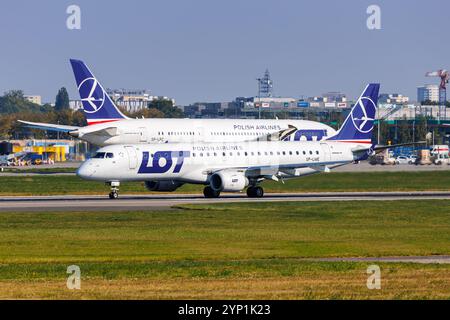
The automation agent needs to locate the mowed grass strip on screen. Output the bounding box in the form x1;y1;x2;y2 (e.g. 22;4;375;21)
1;263;449;299
0;200;449;299
1;171;450;195
0;201;449;265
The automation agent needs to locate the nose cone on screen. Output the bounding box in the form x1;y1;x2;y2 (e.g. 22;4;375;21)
76;161;96;179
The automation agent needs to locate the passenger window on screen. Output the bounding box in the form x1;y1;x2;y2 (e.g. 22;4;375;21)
316;151;319;155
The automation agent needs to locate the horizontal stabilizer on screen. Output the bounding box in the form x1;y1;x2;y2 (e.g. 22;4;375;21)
351;141;427;155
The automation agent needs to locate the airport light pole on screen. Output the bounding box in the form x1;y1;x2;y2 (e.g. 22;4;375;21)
377;106;381;145
256;78;261;119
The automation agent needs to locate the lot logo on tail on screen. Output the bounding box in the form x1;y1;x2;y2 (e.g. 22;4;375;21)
79;77;105;114
351;97;376;134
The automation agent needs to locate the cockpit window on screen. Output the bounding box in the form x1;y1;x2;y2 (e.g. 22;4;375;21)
92;152;106;159
106;153;114;159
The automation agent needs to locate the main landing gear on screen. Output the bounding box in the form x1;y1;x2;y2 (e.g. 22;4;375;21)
246;186;264;198
108;181;120;199
203;186;221;198
202;185;264;199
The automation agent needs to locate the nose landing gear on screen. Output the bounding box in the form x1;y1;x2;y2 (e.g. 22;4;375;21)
108;181;120;199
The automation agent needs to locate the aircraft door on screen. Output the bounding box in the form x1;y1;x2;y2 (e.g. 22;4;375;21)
124;146;138;169
139;127;148;142
195;122;205;143
320;143;331;162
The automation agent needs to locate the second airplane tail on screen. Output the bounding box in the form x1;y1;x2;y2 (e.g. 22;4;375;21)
70;59;129;125
327;83;380;144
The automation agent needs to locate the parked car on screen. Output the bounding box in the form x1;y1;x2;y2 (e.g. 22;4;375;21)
408;155;418;164
395;156;410;165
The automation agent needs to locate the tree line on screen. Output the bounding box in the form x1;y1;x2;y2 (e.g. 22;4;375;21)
0;88;184;140
0;88;447;144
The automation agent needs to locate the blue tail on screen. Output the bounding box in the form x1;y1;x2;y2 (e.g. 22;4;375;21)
327;83;380;143
70;59;129;125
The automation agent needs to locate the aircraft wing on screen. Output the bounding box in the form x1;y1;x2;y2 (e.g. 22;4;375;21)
208;162;325;181
19;120;119;138
78;126;119;137
18;120;80;133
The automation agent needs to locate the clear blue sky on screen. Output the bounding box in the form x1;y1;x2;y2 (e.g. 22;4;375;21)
0;0;449;105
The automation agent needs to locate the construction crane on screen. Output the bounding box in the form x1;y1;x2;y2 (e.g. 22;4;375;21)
425;69;449;120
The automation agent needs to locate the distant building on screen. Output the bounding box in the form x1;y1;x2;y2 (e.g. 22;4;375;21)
107;89;176;113
183;102;239;118
69;100;83;111
24;95;42;105
417;85;440;103
322;92;347;103
251;97;297;109
379;93;409;104
307;92;347;108
69;89;176;113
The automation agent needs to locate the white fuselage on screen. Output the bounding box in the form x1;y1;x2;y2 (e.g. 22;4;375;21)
75;118;336;146
77;140;358;186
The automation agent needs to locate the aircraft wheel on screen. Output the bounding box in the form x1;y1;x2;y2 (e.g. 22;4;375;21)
254;186;264;198
109;191;119;199
203;186;220;198
247;186;264;198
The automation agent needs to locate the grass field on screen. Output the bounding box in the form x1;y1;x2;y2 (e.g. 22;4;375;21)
1;171;450;195
0;200;449;299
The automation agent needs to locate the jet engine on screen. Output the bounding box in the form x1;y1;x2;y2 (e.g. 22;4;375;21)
145;180;184;192
210;171;249;192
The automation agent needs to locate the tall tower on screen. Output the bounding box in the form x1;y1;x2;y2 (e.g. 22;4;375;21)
425;70;449;120
259;69;273;98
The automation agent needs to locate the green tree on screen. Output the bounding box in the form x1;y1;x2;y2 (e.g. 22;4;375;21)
398;118;412;144
148;98;184;118
129;108;165;119
55;87;70;111
415;116;428;142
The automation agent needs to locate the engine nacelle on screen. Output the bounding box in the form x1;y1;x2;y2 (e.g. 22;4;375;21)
210;171;248;192
145;180;183;192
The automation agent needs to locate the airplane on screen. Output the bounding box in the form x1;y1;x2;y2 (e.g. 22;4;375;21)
19;60;337;146
77;83;390;199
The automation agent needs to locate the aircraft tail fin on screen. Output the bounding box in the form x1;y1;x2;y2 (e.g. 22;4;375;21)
327;83;380;144
70;59;129;125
